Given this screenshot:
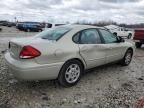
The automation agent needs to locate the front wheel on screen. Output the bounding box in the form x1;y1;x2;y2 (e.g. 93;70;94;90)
27;29;30;32
121;49;133;66
58;60;83;87
128;34;132;39
135;42;142;48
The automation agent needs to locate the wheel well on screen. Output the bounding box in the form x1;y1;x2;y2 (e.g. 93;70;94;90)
113;32;117;34
129;33;132;35
127;47;133;55
113;32;117;36
58;58;85;79
65;58;85;70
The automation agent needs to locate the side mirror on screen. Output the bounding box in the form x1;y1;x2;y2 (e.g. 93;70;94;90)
117;36;125;43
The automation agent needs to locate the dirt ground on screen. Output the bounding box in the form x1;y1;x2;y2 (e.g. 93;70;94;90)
0;26;144;108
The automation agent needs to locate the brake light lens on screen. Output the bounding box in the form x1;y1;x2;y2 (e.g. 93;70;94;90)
19;46;41;59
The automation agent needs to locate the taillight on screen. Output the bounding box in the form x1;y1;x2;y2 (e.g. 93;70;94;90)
19;46;41;59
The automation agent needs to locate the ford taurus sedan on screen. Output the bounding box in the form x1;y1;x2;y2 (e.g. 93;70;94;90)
5;25;135;87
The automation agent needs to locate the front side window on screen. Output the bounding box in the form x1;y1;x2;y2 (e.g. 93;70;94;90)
36;27;71;41
80;29;101;44
99;29;118;44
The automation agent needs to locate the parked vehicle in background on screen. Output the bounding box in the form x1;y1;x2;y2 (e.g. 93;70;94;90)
133;29;144;48
16;22;43;32
16;23;24;30
23;23;42;32
16;22;66;32
43;23;66;30
0;21;9;26
0;21;16;27
105;25;134;39
7;22;16;27
5;25;135;87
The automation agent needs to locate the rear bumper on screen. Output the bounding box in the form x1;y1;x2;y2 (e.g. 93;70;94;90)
4;52;64;80
134;39;144;43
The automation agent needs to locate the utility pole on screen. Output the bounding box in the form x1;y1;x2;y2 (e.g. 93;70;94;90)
14;17;17;22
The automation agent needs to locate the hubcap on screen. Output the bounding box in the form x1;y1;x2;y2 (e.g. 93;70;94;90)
65;64;80;83
125;52;132;64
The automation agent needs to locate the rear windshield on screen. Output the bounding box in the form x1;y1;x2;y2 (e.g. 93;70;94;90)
36;27;71;41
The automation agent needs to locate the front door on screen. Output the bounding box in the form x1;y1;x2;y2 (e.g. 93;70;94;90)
99;29;125;63
77;29;106;68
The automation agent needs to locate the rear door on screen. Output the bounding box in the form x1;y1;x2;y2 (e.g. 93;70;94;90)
75;29;106;69
99;29;125;63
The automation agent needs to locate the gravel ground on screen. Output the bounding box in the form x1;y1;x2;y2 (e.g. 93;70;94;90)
0;26;144;108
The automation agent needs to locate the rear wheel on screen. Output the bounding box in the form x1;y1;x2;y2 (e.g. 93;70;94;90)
38;29;42;32
121;49;133;66
58;60;83;87
27;29;30;32
135;42;142;48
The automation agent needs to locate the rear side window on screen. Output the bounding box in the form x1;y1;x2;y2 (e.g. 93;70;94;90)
80;29;101;44
99;29;118;44
37;27;71;41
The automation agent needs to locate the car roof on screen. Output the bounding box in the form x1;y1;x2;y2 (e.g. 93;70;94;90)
61;24;105;30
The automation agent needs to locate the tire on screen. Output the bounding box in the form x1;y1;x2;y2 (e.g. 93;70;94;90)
121;49;133;66
58;60;83;87
113;33;117;36
135;42;142;48
128;33;132;39
27;29;30;32
38;29;42;32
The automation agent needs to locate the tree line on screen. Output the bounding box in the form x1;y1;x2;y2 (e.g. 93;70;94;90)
75;20;144;28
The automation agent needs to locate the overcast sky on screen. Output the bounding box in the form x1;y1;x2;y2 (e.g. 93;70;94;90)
0;0;144;24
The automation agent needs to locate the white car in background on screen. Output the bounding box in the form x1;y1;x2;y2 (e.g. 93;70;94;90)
43;23;66;30
5;25;135;87
105;25;134;39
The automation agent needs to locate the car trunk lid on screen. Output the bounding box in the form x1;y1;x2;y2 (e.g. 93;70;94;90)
8;37;55;61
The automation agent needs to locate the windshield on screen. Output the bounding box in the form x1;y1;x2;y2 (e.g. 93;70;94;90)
36;27;71;41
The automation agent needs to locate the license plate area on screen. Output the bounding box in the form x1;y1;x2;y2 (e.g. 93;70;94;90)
9;42;21;58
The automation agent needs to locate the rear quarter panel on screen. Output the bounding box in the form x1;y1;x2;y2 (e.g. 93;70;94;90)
34;29;87;69
123;42;135;56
